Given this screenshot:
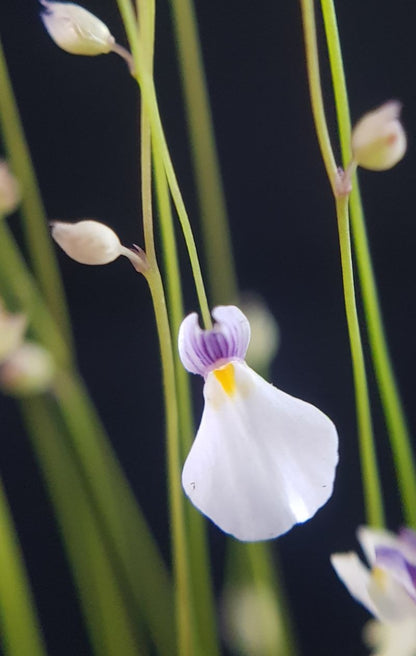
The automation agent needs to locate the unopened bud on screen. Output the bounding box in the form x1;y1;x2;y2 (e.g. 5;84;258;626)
51;219;147;271
51;219;122;264
0;343;55;396
40;1;115;56
0;161;20;216
0;307;27;363
351;101;406;171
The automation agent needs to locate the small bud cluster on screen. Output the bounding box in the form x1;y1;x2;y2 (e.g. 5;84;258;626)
0;301;55;396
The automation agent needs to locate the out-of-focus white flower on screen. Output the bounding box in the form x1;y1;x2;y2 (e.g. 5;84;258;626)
50;220;147;271
0;304;27;363
40;1;115;56
239;294;279;373
0;343;55;396
178;305;338;542
351;101;406;171
331;526;416;656
0;161;20;216
222;585;283;656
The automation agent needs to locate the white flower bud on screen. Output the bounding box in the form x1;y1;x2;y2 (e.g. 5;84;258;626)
0;343;55;396
51;219;123;265
40;1;115;56
0;306;27;363
351;101;406;171
0;161;20;216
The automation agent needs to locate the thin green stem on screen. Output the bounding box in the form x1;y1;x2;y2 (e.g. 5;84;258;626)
0;476;47;656
300;0;384;526
0;39;73;349
336;197;384;526
299;0;338;195
116;0;212;329
320;0;416;528
145;268;196;656
168;0;238;304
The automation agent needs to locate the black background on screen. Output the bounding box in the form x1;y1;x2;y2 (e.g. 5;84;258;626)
1;0;416;654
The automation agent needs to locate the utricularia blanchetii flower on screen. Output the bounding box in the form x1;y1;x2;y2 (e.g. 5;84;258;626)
178;305;339;541
331;526;416;656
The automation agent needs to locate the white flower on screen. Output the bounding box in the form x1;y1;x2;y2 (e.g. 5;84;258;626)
351;101;406;171
178;305;339;542
331;526;416;656
50;219;147;271
40;1;115;56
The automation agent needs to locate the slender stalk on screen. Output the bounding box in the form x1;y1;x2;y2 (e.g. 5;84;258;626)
0;476;47;656
299;0;338;194
336;197;384;526
320;0;416;527
0;39;73;349
168;0;238;304
299;0;384;525
116;0;212;329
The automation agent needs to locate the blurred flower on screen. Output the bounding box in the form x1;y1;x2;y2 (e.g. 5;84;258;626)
40;1;115;56
0;161;20;216
50;220;147;271
238;294;279;373
331;526;416;655
0;303;27;363
351;101;406;171
0;343;55;396
178;305;338;541
222;585;282;656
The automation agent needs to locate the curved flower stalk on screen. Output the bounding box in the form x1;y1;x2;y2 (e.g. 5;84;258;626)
331;526;416;656
178;305;339;542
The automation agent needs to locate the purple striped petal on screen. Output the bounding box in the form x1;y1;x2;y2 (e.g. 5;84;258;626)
376;546;416;602
178;305;250;377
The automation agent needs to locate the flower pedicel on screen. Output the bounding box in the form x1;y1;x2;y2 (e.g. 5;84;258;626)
179;305;339;541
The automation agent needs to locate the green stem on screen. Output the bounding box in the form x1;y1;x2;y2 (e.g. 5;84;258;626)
320;0;416;528
116;0;212;329
0;476;47;656
300;0;384;526
336;197;384;526
0;38;73;349
145;269;196;656
168;0;238;304
299;0;338;194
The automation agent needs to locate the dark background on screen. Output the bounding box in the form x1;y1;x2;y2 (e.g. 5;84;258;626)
1;0;416;654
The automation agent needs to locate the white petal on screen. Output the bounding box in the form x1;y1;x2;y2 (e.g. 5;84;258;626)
330;552;380;618
364;619;416;656
358;526;403;568
182;361;338;541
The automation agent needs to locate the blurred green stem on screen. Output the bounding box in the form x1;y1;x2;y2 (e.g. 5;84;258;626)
320;0;416;528
0;476;47;656
0;39;73;349
168;0;237;304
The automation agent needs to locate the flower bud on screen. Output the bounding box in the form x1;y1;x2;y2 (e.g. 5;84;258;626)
239;294;279;373
40;1;115;56
0;343;55;396
51;219;123;265
351;101;406;171
0;306;27;363
0;161;20;216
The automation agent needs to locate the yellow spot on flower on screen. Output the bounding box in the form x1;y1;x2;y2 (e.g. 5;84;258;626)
214;363;236;396
372;566;387;591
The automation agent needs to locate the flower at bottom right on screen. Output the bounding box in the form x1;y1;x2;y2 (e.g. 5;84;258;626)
331;526;416;656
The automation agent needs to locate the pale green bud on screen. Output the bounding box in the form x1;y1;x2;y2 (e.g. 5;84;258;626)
0;343;55;396
0;161;20;216
239;294;279;373
351;101;406;171
40;1;115;56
